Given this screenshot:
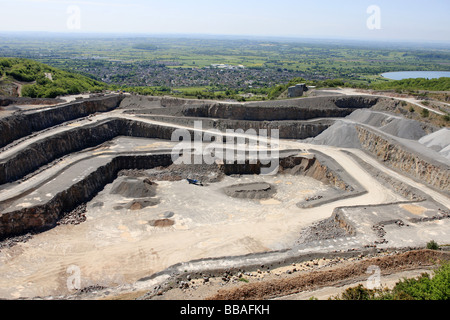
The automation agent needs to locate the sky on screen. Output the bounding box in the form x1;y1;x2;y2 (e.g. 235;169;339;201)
0;0;449;43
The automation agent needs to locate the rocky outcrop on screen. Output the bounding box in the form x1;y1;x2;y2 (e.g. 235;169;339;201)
356;126;450;192
0;94;124;148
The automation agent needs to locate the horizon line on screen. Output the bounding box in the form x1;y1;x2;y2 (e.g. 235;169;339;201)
1;30;449;46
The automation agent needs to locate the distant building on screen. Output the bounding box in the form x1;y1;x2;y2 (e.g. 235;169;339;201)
288;83;308;98
210;64;246;70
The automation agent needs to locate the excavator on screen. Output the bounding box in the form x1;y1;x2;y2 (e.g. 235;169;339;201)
187;178;203;186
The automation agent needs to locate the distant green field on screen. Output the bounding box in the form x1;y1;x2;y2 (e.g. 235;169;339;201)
1;36;449;82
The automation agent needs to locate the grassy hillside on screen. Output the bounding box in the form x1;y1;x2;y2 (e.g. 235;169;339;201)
0;57;108;98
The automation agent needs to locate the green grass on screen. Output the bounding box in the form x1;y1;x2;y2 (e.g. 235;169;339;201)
0;57;108;98
332;261;450;300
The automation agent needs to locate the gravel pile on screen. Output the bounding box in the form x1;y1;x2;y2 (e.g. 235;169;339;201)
57;203;87;225
347;109;428;140
110;177;157;198
419;128;450;159
305;109;441;152
0;233;33;250
304;120;362;148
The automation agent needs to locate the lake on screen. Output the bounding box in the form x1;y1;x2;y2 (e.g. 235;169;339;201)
381;71;450;80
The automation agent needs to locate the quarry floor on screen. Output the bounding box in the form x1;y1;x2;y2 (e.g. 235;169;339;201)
0;93;449;300
0;136;448;300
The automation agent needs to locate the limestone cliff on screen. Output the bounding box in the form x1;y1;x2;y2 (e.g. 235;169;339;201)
356;126;450;193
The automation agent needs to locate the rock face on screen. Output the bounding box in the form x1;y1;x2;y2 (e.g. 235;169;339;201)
0;94;124;148
135;96;381;121
139;115;333;140
180;96;379;121
279;154;359;192
356;126;450;192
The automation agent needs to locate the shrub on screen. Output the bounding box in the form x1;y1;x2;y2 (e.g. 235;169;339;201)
427;240;440;250
337;284;378;300
421;108;430;118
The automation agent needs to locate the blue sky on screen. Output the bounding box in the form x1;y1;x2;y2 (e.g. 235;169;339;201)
0;0;449;42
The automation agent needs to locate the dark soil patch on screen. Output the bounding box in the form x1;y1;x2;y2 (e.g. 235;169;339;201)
149;219;175;228
126;199;160;210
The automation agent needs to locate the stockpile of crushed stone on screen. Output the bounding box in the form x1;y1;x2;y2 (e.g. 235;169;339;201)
419;128;450;159
347;109;428;140
303;109;441;150
110;177;157;198
304;120;362;148
346;109;388;127
223;182;276;199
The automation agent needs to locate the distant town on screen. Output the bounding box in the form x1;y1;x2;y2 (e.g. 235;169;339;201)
76;61;314;89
